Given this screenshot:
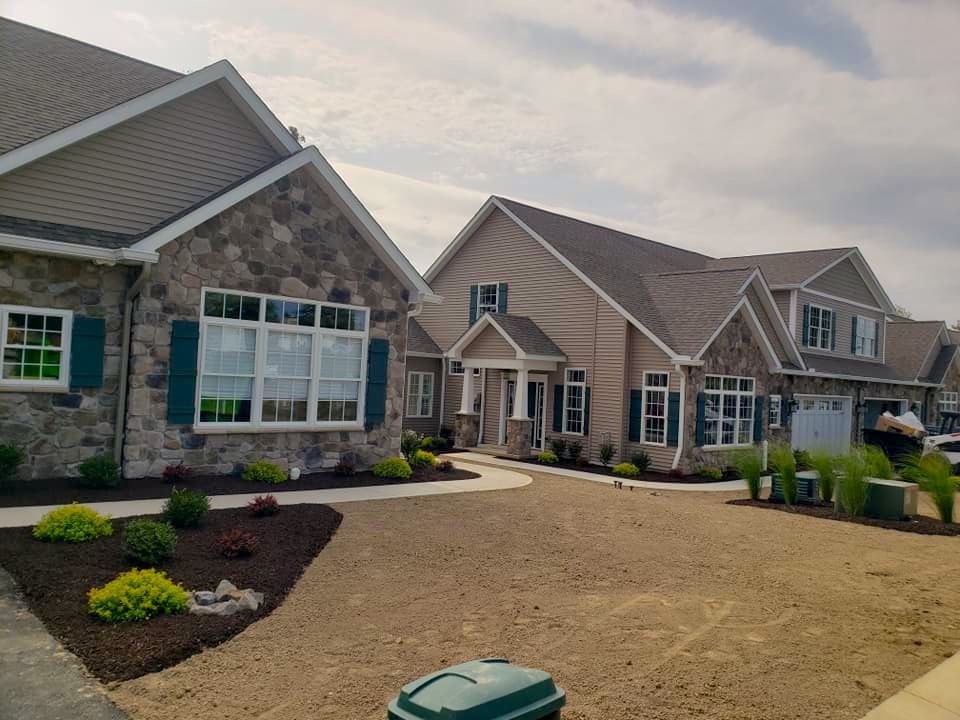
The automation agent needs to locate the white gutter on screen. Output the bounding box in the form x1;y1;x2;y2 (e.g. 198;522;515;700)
781;368;942;388
0;233;159;264
672;364;687;470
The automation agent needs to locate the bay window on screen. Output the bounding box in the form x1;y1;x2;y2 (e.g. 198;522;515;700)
704;375;755;447
198;288;368;429
1;305;72;389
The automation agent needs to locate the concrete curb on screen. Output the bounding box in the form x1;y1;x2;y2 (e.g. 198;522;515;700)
861;651;960;719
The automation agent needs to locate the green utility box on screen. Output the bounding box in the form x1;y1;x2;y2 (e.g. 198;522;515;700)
864;478;918;520
770;471;820;503
387;658;566;720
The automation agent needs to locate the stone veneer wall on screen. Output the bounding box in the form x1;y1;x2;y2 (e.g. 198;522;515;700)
123;167;410;478
0;250;129;479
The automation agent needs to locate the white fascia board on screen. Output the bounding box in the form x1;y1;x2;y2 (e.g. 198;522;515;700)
446;313;523;360
424;197;498;283
745;269;806;369
781;368;941;388
490;198;681;360
0;60;300;178
128;147;436;303
0;232;158;264
694;297;783;372
406;351;443;359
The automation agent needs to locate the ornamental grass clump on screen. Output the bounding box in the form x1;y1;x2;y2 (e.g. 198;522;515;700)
863;445;895;480
839;449;872;517
599;443;615;467
121;519;177;565
902;452;956;523
768;441;798;505
33;504;114;543
807;449;839;503
88;568;189;623
612;463;639;478
732;447;764;501
372;457;413;480
630;451;651;474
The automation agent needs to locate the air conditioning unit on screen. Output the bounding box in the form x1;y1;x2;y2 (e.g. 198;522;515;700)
770;471;820;503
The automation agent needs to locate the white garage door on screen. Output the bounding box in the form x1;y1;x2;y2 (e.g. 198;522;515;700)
791;396;852;455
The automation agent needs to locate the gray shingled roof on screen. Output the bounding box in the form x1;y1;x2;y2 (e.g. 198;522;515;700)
922;345;959;384
408;318;441;356
486;314;564;357
799;353;916;382
0;214;133;249
705;248;853;287
0;17;182;155
886;321;945;381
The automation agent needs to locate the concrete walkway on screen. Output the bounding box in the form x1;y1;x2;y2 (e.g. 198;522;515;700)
0;461;531;528
0;568;126;720
451;452;772;492
861;650;960;719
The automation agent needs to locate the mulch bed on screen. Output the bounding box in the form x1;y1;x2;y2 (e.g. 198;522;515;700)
728;498;960;537
0;465;479;508
0;504;342;681
495;455;732;484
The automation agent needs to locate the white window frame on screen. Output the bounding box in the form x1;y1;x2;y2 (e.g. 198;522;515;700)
562;368;587;436
807;304;835;350
641;371;669;446
196;288;369;432
474;282;500;316
768;394;782;428
854;315;878;357
406;371;434;418
939;391;959;417
703;374;756;449
448;360;480;377
0;304;73;391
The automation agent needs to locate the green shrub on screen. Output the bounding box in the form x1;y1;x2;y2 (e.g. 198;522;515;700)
420;436;434;449
400;430;421;461
863;445;895;480
902;453;956;523
88;568;189;623
839;449;872;516
78;455;120;488
732;448;763;500
242;460;286;484
537;451;558;464
599;443;615;467
551;438;567;457
163;487;210;527
700;465;724;481
0;443;24;486
373;457;413;480
808;450;839;503
630;451;651;474
567;441;582;460
429;436;449;452
769;441;798;505
411;449;438;468
33;504;113;543
122;519;177;565
612;462;639;478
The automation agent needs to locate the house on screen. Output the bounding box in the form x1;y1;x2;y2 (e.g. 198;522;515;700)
0;18;437;480
405;196;959;471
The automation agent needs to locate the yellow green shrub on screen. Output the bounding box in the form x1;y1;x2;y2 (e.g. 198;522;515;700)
88;568;189;623
32;504;113;543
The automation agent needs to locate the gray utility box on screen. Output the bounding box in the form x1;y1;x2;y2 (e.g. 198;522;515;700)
864;478;919;520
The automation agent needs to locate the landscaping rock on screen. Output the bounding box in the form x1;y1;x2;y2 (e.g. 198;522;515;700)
189;599;239;617
214;579;238;601
193;591;217;606
187;580;265;616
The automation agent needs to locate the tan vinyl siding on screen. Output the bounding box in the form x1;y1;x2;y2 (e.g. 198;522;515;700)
585;300;628;464
797;290;885;363
481;370;503;444
807;258;879;307
402;356;442;435
462;325;516;359
443;370;462;429
0;83;280;234
622;326;679;471
744;284;788;362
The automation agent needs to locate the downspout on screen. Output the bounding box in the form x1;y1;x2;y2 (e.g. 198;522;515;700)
114;263;152;469
672;363;687;470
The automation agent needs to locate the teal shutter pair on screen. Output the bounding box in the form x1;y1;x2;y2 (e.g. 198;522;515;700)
166;321;390;426
802;303;837;351
468;282;508;324
69;316;106;389
551;383;590;434
628;389;680;447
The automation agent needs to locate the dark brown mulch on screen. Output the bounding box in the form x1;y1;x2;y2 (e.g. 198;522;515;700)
494;454;731;484
0;504;342;681
728;498;960;537
0;465;479;508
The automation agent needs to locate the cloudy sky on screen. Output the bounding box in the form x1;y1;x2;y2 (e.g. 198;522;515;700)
7;1;959;320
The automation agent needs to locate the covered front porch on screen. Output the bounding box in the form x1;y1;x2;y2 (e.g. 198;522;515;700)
446;313;565;459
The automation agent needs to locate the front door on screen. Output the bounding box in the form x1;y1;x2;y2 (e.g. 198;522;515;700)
528;380;546;451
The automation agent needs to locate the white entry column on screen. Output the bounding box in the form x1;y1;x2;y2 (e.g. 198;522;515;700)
512;368;529;419
459;366;475;413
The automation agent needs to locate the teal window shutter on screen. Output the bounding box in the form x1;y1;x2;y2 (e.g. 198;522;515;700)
753;395;765;442
583;386;591;434
830;311;837;351
851;315;858;354
497;283;508;314
695;391;706;447
69;316;106;389
628;389;643;441
468;285;478;325
365;338;389;426
552;384;564;432
167;320;199;424
801;304;810;347
666;391;680;447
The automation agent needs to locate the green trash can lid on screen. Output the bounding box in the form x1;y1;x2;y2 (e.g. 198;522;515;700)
387;658;566;720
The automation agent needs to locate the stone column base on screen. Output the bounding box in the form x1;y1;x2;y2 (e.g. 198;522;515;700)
506;417;533;458
454;412;480;449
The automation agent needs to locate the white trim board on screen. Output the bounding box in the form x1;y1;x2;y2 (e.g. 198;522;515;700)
694;297;784;372
801;249;896;314
445;312;565;362
743;269;806;368
782;368;942;388
0;232;158;264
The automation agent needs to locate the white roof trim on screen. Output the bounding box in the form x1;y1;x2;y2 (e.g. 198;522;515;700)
0;232;158;264
801;249;895;314
128;147;438;303
406;351;443;359
694;297;783;372
445;312;565;362
743;269;806;369
0;60;300;177
782;367;942;388
431;197;681;359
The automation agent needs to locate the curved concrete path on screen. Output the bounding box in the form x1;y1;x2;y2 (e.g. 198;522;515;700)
0;461;530;528
451;451;772;492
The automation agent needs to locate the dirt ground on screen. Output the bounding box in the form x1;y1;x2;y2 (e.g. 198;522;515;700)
110;466;960;720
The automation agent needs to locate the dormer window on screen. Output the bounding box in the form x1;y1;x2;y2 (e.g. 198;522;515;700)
853;316;878;357
477;283;499;315
806;305;835;350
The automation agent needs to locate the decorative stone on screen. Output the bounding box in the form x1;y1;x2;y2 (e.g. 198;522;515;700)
214;579;238;601
506;418;533;458
193;591;217;606
454;412;480;449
